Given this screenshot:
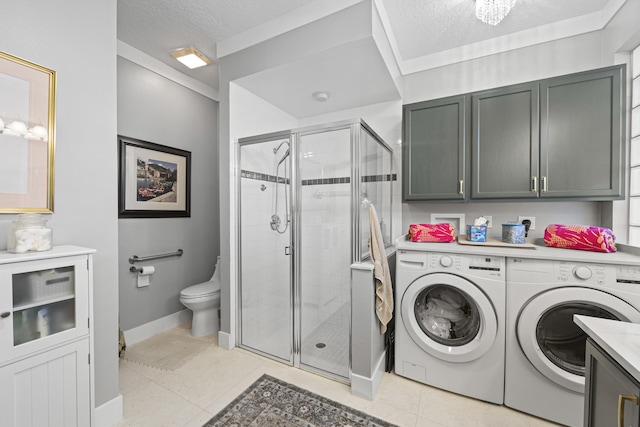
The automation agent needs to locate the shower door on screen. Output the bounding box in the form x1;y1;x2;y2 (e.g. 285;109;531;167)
238;135;293;363
297;127;352;379
238;124;354;381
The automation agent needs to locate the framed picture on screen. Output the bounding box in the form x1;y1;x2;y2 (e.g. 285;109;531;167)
0;51;56;213
118;135;191;218
430;213;466;236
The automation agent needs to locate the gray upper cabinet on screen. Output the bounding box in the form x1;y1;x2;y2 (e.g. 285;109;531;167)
403;95;468;201
402;64;625;202
540;66;625;199
471;83;539;199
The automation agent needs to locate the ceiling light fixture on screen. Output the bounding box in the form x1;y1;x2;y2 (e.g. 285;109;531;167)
312;91;329;102
171;46;212;69
476;0;517;26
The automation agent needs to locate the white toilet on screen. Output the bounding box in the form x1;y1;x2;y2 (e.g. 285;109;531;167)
180;256;221;337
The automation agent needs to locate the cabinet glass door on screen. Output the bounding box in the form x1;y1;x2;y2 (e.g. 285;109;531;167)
13;265;76;346
1;255;89;363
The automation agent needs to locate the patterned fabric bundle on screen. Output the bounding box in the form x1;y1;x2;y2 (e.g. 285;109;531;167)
543;224;616;253
408;223;455;243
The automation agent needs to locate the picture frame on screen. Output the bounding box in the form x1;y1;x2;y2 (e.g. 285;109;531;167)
118;135;191;218
0;51;56;213
430;213;466;236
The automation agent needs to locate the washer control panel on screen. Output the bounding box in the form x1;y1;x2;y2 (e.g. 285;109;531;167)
469;256;502;272
559;262;606;284
429;253;461;271
427;253;504;278
616;266;640;285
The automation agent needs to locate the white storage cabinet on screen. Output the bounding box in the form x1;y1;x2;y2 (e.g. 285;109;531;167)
0;246;95;427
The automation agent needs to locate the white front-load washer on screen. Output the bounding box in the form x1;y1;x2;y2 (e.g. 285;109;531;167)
505;258;640;427
395;248;506;404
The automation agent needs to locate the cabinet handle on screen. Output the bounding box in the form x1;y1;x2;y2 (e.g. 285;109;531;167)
0;311;10;318
541;176;548;193
458;180;464;196
531;176;537;193
618;393;638;427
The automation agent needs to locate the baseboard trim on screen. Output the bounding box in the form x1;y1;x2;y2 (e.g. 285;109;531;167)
218;330;234;350
123;309;191;346
350;352;386;400
95;393;123;427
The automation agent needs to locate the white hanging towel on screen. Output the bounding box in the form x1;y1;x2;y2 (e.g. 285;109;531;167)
369;203;393;333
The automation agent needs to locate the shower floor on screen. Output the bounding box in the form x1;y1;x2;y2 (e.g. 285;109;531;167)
241;305;350;379
300;303;350;379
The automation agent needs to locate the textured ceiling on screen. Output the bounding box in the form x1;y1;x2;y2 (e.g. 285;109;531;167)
117;0;619;113
380;0;609;61
117;0;317;88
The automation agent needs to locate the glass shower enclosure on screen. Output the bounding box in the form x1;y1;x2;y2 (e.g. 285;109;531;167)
238;119;393;381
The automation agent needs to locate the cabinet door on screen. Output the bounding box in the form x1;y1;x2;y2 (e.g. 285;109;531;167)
540;66;625;199
585;339;640;427
471;83;539;199
0;338;91;427
403;95;468;200
0;255;89;364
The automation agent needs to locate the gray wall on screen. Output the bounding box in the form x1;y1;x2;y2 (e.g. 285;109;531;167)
117;57;219;331
0;0;119;408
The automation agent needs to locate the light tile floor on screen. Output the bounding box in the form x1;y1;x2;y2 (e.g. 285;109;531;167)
114;325;561;427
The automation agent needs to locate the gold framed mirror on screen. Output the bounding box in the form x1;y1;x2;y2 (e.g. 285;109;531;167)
0;50;55;213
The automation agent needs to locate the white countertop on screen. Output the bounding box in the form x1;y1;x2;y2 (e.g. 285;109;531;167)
574;315;640;381
0;245;96;265
395;235;640;266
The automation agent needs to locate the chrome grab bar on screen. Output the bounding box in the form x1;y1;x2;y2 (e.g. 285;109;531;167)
129;249;183;264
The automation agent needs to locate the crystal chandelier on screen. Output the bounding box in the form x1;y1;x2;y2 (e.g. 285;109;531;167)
476;0;518;26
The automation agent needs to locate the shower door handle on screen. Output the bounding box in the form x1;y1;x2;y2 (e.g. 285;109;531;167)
284;246;291;255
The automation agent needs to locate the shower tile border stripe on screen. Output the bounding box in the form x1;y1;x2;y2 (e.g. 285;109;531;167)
302;177;350;186
241;170;397;186
361;173;397;183
241;169;290;184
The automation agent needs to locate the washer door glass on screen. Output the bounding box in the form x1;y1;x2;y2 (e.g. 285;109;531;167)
401;272;499;362
536;303;616;376
414;284;481;346
517;287;640;392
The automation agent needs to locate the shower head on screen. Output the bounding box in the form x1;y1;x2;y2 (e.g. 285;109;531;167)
273;140;290;154
277;148;290;166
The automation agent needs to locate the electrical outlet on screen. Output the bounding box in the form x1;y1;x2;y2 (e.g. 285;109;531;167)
484;216;493;228
518;216;536;230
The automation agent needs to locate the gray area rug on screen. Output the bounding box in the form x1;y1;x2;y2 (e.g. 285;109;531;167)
204;374;397;427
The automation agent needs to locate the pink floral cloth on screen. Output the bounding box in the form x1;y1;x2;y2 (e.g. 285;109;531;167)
544;224;616;253
408;223;455;243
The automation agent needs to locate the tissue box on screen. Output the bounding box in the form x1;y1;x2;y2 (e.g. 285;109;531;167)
467;225;487;242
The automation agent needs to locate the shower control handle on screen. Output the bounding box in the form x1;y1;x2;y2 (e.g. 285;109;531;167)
285;246;291;256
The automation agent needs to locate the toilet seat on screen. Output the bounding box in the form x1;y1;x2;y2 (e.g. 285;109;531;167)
180;282;220;299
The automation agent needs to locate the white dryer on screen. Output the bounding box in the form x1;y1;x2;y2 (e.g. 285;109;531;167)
395;249;506;404
505;258;640;427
